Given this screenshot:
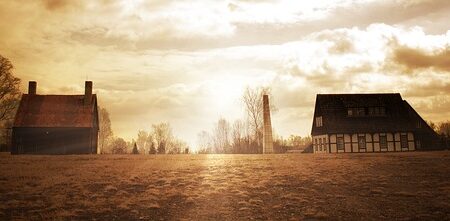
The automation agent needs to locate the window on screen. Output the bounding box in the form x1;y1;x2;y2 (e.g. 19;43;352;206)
379;134;387;150
348;109;353;116
315;116;323;127
416;121;421;128
401;134;408;149
347;108;366;117
319;138;323;151
358;135;366;149
314;138;318;152
349;107;386;117
337;137;344;150
356;108;365;116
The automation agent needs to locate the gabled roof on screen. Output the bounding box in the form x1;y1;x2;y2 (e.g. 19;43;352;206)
13;94;98;128
311;93;420;135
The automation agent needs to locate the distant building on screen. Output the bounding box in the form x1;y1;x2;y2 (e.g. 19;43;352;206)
311;93;441;153
11;81;99;154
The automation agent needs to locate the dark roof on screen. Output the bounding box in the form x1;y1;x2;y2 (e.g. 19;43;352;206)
311;93;424;135
13;94;98;128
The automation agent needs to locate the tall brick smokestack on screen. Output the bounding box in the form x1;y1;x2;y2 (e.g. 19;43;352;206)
28;81;37;95
263;94;274;154
84;81;93;105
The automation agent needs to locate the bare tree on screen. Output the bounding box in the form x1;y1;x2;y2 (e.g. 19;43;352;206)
111;137;127;154
136;130;148;154
197;130;211;153
231;119;246;153
212;118;231;153
287;135;303;147
438;121;450;137
146;133;156;154
98;107;113;154
168;138;188;154
0;55;21;122
152;122;173;154
242;86;275;153
428;121;437;132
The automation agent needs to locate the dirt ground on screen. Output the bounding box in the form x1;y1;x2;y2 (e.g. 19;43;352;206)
0;152;449;220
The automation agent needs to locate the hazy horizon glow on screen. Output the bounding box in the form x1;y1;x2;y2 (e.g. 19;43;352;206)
1;0;449;147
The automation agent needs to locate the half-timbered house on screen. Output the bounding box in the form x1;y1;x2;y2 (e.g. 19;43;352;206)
311;93;441;153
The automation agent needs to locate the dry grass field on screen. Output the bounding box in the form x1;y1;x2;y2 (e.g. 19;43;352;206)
0;152;449;220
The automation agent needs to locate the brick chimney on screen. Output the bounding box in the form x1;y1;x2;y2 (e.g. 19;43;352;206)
28;81;37;95
84;81;93;105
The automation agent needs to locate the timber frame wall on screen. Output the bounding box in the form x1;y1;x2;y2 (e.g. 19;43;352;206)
313;132;416;153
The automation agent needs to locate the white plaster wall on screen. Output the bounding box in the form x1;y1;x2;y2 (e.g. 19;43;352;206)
345;143;352;152
366;134;372;142
344;134;351;143
330;135;336;143
352;143;358;153
387;133;393;141
331;144;337;153
367;143;373;152
407;132;414;140
394;133;400;142
395;142;401;151
388;142;395;151
373;133;379;142
374;143;380;152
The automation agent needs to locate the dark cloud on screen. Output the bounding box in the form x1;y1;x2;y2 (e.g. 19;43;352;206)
392;47;450;72
41;0;77;10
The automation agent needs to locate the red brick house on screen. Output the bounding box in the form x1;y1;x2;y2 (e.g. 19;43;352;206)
11;81;99;154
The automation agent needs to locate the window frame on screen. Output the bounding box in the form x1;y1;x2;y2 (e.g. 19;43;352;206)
337;136;344;150
400;134;408;149
358;135;366;150
379;134;387;150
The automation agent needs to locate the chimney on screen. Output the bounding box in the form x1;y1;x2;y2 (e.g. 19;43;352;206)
84;81;93;105
28;81;37;95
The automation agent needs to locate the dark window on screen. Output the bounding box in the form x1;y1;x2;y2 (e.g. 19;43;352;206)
315;116;323;127
319;138;323;151
356;108;365;116
416;140;421;149
348;107;367;117
358;135;366;149
337;137;344;150
368;107;386;116
314;138;318;152
348;109;353;116
380;134;387;150
416;121;421;128
401;134;408;149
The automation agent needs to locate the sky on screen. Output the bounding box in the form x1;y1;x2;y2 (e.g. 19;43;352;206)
0;0;449;148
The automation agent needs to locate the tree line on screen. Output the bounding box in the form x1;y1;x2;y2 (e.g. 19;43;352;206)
428;121;450;137
98;108;189;154
196;87;312;154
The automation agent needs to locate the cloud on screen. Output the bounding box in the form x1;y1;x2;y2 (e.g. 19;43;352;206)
392;46;450;72
41;0;80;11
